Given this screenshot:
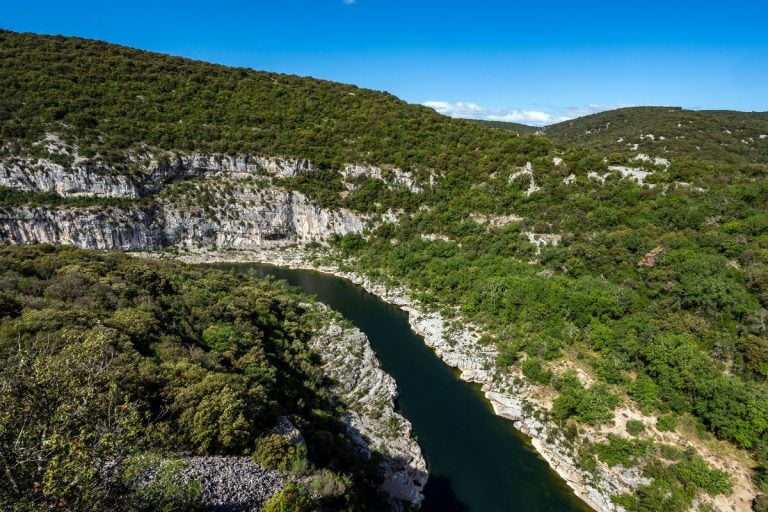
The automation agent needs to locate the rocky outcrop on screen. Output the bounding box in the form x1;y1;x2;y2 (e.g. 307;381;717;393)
340;163;425;193
0;146;438;201
0;158;142;198
508;162;541;195
0;154;318;198
0;187;367;250
1;142;439;201
310;316;427;507
0;207;166;250
0;150;401;251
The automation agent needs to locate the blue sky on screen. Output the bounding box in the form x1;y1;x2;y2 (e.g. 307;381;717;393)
3;0;767;125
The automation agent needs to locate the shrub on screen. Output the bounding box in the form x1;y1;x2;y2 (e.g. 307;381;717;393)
626;419;645;436
552;372;620;425
594;434;652;467
307;469;349;498
121;455;203;511
262;484;318;512
657;414;677;432
496;342;518;368
253;434;308;474
201;322;237;351
522;357;552;385
672;455;733;496
753;494;768;512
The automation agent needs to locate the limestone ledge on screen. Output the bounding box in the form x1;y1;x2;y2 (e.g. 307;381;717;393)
0;151;434;198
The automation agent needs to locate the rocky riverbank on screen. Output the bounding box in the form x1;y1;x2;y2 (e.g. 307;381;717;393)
308;311;427;507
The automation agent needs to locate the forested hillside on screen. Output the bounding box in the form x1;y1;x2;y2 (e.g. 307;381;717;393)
467;119;538;134
542;107;768;164
1;29;768;512
0;245;392;512
0;29;545;172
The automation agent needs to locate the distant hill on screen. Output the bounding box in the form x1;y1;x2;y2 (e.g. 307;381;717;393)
467;119;538;134
541;106;768;163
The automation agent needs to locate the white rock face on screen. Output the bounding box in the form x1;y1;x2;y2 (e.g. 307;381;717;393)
311;317;427;507
608;165;652;185
588;171;611;183
523;232;562;254
470;212;524;227
1;153;320;198
340;163;424;193
0;187;367;251
632;153;669;167
0;207;165;250
420;233;452;243
0;159;142;198
509;162;540;196
0;151;374;249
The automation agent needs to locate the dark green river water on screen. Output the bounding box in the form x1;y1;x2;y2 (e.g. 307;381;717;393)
214;263;591;512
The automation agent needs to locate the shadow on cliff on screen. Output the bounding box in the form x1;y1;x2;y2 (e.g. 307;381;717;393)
339;420;430;510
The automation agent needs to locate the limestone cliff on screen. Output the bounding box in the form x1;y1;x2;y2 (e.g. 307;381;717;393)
0;190;367;250
0;147;428;250
0;152;317;198
310;314;427;507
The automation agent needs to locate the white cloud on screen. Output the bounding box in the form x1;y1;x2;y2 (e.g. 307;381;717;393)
422;101;487;117
487;111;552;123
422;100;619;126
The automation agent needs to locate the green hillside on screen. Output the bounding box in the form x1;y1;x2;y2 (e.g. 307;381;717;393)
1;30;768;511
542;106;768;164
0;29;545;172
0;245;388;511
467;118;538;134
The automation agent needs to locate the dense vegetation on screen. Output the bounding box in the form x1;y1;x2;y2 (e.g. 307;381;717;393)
467;119;538;134
0;29;546;174
0;245;388;511
542;106;768;164
2;29;768;510
333;146;768;509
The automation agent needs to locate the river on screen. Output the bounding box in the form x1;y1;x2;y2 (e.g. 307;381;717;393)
213;263;591;512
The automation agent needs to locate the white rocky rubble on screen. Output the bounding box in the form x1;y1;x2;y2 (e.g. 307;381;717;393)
177;456;285;511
